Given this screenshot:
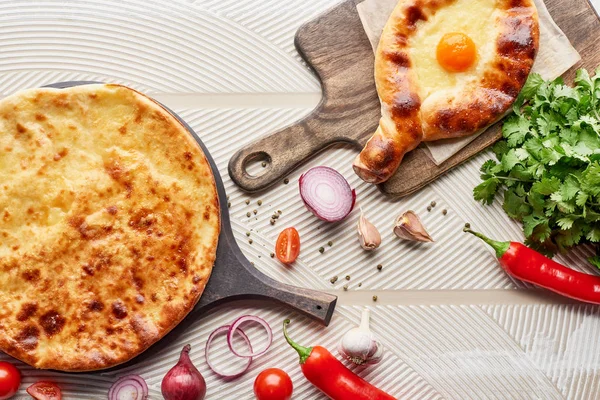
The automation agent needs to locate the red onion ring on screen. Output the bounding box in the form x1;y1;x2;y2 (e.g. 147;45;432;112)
108;374;148;400
227;315;273;358
205;325;252;380
299;166;356;222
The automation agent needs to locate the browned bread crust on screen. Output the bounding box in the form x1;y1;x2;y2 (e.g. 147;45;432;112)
353;0;539;183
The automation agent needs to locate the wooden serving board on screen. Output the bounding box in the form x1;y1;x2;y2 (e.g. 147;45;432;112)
46;82;337;372
228;0;600;198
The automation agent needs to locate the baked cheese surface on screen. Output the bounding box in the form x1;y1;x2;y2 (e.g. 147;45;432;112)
0;84;220;371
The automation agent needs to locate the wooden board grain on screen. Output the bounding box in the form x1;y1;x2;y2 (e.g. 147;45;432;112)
228;0;600;197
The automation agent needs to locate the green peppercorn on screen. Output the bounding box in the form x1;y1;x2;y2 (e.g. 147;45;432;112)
283;178;289;184
246;232;251;237
328;241;333;247
270;219;275;225
343;285;348;291
248;239;253;244
246;212;251;217
245;199;250;205
261;162;267;167
330;276;338;284
345;275;350;281
257;200;262;206
442;209;448;215
372;295;378;302
319;247;325;254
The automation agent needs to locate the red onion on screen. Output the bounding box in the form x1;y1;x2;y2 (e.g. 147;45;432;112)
227;315;273;358
299;166;356;222
108;375;148;400
161;344;206;400
205;325;252;379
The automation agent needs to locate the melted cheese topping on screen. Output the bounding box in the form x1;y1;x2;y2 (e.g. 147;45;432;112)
410;0;499;99
0;85;220;371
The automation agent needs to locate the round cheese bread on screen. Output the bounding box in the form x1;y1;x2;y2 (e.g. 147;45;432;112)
354;0;539;183
0;84;220;371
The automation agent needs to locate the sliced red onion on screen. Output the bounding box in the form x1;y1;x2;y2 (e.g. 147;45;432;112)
205;325;252;380
299;166;356;222
227;315;273;358
108;374;148;400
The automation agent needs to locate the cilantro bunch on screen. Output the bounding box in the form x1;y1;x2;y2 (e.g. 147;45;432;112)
474;68;600;261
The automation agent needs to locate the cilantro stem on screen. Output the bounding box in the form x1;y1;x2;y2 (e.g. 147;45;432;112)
494;176;533;183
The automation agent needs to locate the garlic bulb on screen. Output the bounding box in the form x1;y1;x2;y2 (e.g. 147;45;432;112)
338;308;383;366
393;210;433;242
357;210;381;251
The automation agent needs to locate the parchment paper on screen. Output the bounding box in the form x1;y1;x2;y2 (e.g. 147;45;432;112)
357;0;581;164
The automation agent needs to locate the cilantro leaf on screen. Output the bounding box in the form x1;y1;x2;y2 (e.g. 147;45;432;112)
492;141;509;160
501;149;521;172
581;163;600;196
503;116;530;146
503;187;531;219
557;216;576;230
531;177;560;195
560;176;580;201
586;227;600;242
473;178;500;205
514;73;544;113
575;68;594;92
589;256;600;270
523;214;548;239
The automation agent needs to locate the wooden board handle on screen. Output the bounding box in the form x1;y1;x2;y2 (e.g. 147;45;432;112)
228;120;333;193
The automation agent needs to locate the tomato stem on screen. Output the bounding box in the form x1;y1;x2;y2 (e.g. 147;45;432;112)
283;319;312;364
463;228;510;258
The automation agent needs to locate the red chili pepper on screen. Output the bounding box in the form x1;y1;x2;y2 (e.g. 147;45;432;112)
465;227;600;303
283;320;396;400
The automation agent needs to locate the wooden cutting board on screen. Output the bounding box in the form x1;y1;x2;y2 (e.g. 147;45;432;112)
228;0;600;197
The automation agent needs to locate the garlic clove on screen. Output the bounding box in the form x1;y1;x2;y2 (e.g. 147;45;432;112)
357;210;381;251
393;210;433;242
338;309;383;366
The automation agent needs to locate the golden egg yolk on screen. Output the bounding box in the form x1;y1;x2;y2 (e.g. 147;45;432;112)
436;32;477;72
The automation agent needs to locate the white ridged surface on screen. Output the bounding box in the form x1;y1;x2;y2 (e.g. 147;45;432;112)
0;0;319;94
1;0;600;398
191;0;341;63
482;304;600;399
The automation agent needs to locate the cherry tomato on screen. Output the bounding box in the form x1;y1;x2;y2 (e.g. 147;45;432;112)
0;362;20;400
253;368;293;400
26;382;62;400
275;227;300;264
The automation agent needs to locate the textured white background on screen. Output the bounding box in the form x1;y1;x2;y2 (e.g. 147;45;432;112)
1;0;600;399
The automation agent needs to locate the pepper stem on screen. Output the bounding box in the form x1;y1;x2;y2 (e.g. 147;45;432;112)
463;227;510;258
283;319;313;364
